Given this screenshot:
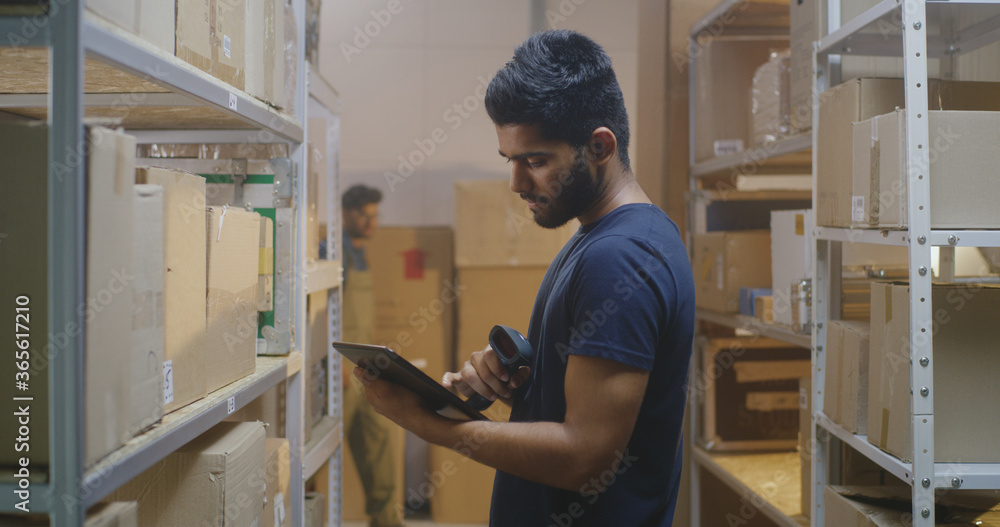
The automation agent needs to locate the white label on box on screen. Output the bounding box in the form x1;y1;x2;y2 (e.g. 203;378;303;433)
713;139;744;157
275;493;286;524
224;35;231;58
852;195;865;223
228;92;238;111
227;396;236;414
163;360;174;405
716;254;724;290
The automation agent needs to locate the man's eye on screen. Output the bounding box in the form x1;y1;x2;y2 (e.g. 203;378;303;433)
528;160;545;168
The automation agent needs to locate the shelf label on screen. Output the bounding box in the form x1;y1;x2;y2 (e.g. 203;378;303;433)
229;92;238;111
227;396;236;415
224;35;232;59
163;360;174;405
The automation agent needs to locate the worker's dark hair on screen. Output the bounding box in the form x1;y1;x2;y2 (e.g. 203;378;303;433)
341;184;382;210
485;30;630;170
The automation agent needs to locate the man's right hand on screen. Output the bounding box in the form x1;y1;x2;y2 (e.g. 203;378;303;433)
442;345;531;404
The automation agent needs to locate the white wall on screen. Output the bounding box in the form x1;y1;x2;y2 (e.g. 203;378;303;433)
320;0;639;227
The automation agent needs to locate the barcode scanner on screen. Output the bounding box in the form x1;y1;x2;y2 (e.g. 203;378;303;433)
464;325;535;411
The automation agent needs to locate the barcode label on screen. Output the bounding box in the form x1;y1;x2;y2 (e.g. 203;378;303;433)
227;396;236;414
224;35;232;58
228;92;238;111
852;195;865;223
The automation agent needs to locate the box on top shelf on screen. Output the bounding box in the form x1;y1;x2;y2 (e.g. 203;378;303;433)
823;320;870;435
693;37;790;161
691;230;771;314
86;0;174;54
136;166;208;413
750;49;792;146
817;78;1000;227
205;206;260;393
176;0;213;77
246;0;286;109
868;281;1000;463
454;180;577;267
852;110;1000;229
697;337;811;450
108;421;266;527
212;0;246;90
131;185;166;438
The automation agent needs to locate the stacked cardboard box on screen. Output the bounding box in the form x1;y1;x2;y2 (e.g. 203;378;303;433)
692;230;772;314
87;0;174;53
131;185;166;437
823;321;871;435
136;166;208;413
0;122;157;470
816;78;1000;228
11;501;139;526
868;282;1000;462
108;421;266;526
264;439;291;527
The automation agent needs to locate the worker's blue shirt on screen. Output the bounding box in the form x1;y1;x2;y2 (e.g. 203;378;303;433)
489;203;695;527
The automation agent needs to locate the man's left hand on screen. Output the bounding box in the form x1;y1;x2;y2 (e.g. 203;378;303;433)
353;365;434;429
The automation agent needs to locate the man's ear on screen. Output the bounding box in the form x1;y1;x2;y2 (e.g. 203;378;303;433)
587;127;617;166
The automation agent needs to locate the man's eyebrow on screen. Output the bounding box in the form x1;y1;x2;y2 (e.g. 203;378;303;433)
498;149;553;160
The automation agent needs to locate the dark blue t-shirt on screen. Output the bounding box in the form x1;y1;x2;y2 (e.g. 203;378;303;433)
489;203;695;527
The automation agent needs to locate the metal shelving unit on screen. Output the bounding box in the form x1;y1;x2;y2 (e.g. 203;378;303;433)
693;448;809;527
809;0;1000;524
686;2;814;525
0;2;344;525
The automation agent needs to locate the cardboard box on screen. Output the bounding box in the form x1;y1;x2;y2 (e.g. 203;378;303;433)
852;110;1000;229
137;0;175;54
304;492;325;527
10;501;140;526
82;126;137;467
212;0;246;89
698;337;811;450
109;421;265;526
0;121;50;470
205;207;259;393
428;446;495;524
751;49;792;146
825;485;1000;526
135;166;207;413
175;0;212;77
755;295;774;323
823;321;870;435
817;79;1000;227
131;185;166;438
693;38;790;161
692;231;772;314
770;210;811;327
87;0;136;33
868;282;1000;462
264;439;291;527
226;381;286;438
367;227;456;380
454;180;577;267
456;267;546;362
246;0;285;108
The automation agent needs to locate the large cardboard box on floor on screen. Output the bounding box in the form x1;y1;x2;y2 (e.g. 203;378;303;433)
264;439;291;527
823;321;870;435
428;446;495;524
817;78;1000;227
692;231;771;314
852;110;1000;229
868;282;1000;462
367;227;456;380
454;180;577;267
108;421;265;527
131;185;166;438
693;38;790;161
135;166;208;413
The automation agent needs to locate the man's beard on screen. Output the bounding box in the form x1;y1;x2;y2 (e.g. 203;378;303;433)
529;151;601;229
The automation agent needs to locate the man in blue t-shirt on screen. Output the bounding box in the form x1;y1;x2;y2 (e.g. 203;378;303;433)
356;30;695;526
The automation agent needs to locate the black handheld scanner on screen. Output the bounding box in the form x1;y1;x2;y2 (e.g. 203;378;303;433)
465;325;534;411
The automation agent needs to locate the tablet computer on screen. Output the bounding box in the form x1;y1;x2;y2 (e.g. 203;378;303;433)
332;341;490;421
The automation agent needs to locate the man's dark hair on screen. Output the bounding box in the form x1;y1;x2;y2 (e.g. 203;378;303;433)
485;30;630;170
342;184;382;210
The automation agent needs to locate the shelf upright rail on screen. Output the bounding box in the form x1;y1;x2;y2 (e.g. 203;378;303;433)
48;0;87;524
